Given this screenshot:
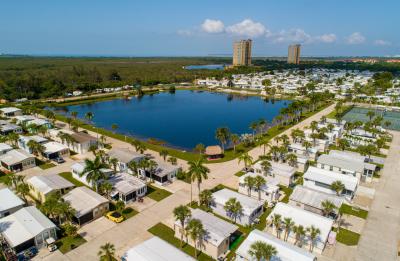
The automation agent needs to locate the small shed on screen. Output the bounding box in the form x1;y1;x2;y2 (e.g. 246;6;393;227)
205;145;223;159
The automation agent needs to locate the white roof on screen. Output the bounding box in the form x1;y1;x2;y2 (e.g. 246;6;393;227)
27;118;50;126
0;143;12;152
269;203;334;246
0;188;24;212
0;149;35;165
212;189;264;216
317;154;365;173
62;187;108;218
0;206;56;247
0;107;21;114
71;161;113;175
19;135;48;144
290;186;344;210
236;229;316;261
122;236;195;261
107;148;144;164
43;141;69;154
270;162;296;178
27;175;74;195
304;166;358;192
153;161;180;178
175;209;238;246
109;172;146;195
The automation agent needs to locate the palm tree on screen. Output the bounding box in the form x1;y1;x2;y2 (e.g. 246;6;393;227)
27;140;45;158
310;121;318;133
248;240;277;261
302;140;312;155
366;110;375;121
187;159;210;204
307;226;321;252
98;242;116;261
243;176;255;197
111;123;118;133
159;149;169;161
254;175;266;201
173;205;192;248
147;160;158;182
3;173;24;189
294;225;306;246
271;214;282;238
185;219;205;258
167;156;178;165
16;182;30;203
85;111;94;124
330;180;345;196
199;189;213;208
215;127;231;152
279;134;290;147
321;200;337;217
224;198;243;223
260;159;271;175
71;111;78;120
6;132;19;147
286;153;298;167
230;134;240;152
128;160;139;176
337;138;350;151
108;157;118;173
80;156;109;192
250;121;258;138
194;143;205;155
283;217;295;242
100;182;113;199
238;152;253;169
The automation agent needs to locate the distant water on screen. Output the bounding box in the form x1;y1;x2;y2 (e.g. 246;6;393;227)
57;91;290;150
184;64;225;70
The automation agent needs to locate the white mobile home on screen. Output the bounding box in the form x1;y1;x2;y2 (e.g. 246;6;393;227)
109;172;147;203
0;188;25;218
0;149;36;172
238;172;280;203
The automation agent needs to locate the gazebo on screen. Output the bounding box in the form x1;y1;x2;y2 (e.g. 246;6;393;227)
205;145;223;159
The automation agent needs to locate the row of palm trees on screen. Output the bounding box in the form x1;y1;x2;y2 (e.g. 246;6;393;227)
270;213;321;252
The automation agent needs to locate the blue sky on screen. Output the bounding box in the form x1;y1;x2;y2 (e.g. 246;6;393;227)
1;0;398;56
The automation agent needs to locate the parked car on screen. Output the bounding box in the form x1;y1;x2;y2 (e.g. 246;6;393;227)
53;157;65;164
106;211;124;223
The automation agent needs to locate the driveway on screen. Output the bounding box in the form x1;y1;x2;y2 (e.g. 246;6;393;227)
356;131;400;261
78;217;116;241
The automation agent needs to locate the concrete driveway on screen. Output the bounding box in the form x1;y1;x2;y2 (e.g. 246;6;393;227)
78;217;116;241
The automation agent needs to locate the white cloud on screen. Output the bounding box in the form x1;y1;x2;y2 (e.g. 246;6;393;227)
317;33;337;43
374;39;391;46
226;19;267;38
201;19;225;34
270;29;312;44
346;32;366;44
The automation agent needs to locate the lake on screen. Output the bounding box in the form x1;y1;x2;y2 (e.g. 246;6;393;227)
184;64;225;70
58;91;290;150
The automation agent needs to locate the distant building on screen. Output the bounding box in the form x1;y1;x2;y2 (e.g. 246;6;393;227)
288;44;301;64
233;39;252;66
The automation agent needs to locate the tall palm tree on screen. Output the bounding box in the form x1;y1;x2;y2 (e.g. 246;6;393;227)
243;176;255;197
85;111;94;124
294;225;306;246
321;200;337;217
260;159;271;174
3;173;24;189
71;111;78;120
215;127;231;152
16;182;30;203
80;156;109;192
271;214;282;238
147;160;158;182
230;134;240;152
185;219;205;258
108;157;119;173
27;140;45;158
97;243;116;261
100;182;113;199
187;159;210;204
167;156;178;165
6;132;19;147
238;152;253;169
286;153;298;167
173;205;192;248
194;143;205;155
159;149;169;161
224;198;243;223
307;226;321;252
283;217;295;242
254;175;266;201
310;121;318;133
337;138;350;151
248;240;277;261
330;180;345;196
199;189;213;208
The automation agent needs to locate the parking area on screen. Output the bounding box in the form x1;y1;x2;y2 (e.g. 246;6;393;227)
78;217;117;241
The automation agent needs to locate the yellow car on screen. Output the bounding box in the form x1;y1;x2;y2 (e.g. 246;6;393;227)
106;211;124;223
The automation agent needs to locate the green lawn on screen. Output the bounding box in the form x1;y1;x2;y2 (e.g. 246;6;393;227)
109;203;139;220
234;171;245;177
38;162;56;170
148;223;214;261
278;185;293;203
58;172;88;187
56;235;87;254
340;204;368;219
146;184;172;201
0;171;8;184
335;228;360;246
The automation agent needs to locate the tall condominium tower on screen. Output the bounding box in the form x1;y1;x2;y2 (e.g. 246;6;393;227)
233;39;252;66
287;44;301;64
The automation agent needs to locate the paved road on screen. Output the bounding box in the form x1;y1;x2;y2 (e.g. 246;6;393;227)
41;104;336;260
356;131;400;261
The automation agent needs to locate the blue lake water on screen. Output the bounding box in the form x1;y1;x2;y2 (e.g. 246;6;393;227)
184;64;225;70
58;91;290;150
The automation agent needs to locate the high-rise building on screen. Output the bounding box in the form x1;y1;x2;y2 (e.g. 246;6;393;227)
287;44;301;64
233;39;252;66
